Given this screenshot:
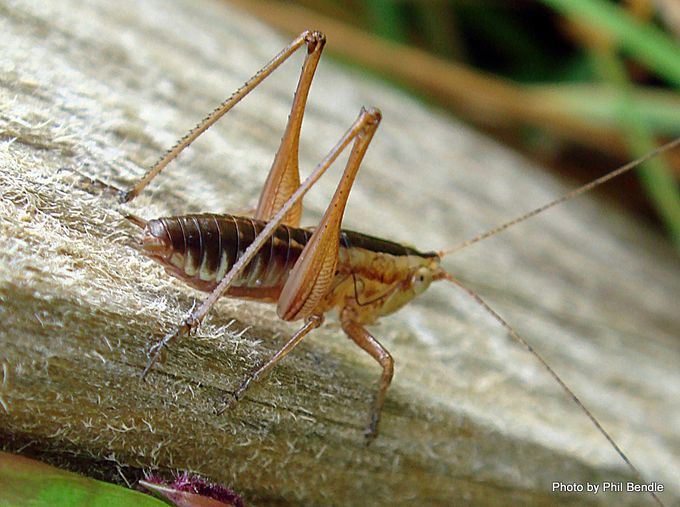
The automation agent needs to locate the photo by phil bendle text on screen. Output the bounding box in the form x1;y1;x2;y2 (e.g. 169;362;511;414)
101;30;680;506
553;481;665;495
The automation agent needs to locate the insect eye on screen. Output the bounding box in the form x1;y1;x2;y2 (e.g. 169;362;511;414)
411;267;432;293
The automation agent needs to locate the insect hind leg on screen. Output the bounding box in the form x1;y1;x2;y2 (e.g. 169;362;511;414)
255;32;326;227
119;31;325;204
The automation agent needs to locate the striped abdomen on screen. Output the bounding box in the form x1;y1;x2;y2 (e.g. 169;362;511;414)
141;212;440;312
141;214;311;301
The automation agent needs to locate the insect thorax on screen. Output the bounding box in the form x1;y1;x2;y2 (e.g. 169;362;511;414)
322;245;442;324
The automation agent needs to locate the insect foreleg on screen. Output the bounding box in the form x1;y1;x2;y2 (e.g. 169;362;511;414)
341;311;394;444
120;30;323;204
141;107;382;379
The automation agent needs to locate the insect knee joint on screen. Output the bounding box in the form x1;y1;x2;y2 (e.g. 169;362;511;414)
361;107;382;126
305;30;326;53
380;354;394;381
306;314;325;328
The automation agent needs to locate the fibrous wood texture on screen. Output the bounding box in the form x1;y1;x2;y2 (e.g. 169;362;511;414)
1;1;679;506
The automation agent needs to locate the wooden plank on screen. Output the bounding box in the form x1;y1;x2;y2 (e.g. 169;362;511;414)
0;0;678;505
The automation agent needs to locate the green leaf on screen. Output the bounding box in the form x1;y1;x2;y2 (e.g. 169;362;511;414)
0;452;165;507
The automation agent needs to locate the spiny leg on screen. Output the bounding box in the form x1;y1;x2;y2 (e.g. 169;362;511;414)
141;107;382;378
119;30;323;204
218;314;323;413
341;309;394;444
55;168;151;227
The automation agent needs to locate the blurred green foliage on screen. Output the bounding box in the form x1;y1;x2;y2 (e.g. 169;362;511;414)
313;0;680;250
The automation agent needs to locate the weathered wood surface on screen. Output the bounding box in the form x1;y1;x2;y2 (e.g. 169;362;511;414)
1;0;679;506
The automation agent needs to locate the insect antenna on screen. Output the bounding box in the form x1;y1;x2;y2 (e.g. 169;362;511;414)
437;137;680;258
437;272;665;507
432;140;680;506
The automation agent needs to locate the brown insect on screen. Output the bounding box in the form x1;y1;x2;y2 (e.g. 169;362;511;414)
115;31;676;505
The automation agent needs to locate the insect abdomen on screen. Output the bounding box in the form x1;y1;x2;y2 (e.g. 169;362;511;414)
142;213;439;304
143;214;310;296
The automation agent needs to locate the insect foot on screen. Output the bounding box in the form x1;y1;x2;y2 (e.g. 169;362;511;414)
141;321;193;380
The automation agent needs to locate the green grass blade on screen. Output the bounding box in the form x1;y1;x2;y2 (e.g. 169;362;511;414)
541;0;680;87
590;47;680;251
0;452;164;507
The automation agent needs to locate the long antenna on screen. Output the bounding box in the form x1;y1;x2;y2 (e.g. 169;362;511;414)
438;137;680;257
440;273;664;507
